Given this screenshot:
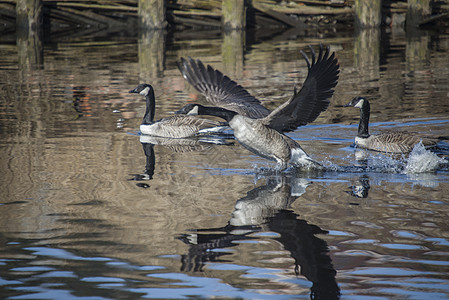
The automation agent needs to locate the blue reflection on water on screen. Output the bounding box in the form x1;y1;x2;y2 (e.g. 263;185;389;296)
129;274;299;299
25;247;113;262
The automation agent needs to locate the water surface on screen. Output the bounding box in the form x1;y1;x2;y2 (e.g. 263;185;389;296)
1;27;449;299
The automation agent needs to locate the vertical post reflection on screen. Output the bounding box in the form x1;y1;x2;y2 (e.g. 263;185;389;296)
354;28;380;82
222;29;245;78
138;30;166;81
405;29;430;72
17;32;43;70
405;29;431;102
354;28;381;102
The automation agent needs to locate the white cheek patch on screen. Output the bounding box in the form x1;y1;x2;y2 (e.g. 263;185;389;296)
139;87;150;96
188;106;199;115
354;99;364;108
355;136;368;146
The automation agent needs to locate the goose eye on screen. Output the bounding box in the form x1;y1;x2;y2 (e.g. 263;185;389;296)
354;99;364;108
139;86;150;96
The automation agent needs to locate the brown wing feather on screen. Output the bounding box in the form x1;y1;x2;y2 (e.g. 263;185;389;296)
367;131;439;153
262;44;340;133
159;115;221;128
177;57;271;119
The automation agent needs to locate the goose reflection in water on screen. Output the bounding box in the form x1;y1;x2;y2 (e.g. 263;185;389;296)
128;142;155;188
178;175;340;299
128;135;233;188
346;174;371;199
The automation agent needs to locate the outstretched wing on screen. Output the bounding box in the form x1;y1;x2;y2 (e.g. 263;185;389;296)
262;45;340;133
177;57;271;119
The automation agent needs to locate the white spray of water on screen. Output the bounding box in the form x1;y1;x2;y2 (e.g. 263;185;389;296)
404;142;446;174
254;142;447;174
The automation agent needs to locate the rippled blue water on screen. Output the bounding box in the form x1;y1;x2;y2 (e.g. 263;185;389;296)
1;25;449;299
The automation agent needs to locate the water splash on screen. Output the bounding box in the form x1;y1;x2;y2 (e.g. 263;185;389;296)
320;152;405;174
319;143;448;174
404;142;447;174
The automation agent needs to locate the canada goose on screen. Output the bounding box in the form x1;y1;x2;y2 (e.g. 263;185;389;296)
345;96;443;153
129;83;227;138
176;45;339;170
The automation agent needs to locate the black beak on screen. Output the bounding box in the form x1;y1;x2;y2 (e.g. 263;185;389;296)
174;107;186;115
129;88;138;93
344;102;352;107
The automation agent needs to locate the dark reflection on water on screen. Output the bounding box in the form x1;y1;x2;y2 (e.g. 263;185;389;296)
128;142;156;187
179;176;340;299
346;174;371;199
0;25;449;299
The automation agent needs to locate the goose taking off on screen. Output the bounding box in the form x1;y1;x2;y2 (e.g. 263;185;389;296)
176;45;340;170
345;96;443;153
178;58;271;119
129;83;227;138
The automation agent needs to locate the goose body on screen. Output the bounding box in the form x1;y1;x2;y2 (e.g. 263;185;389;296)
176;45;340;170
354;131;439;154
345;96;441;153
138;114;225;138
230;114;315;169
129;83;227;138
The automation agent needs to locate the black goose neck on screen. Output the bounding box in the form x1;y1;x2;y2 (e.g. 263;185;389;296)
142;89;156;125
198;106;237;122
358;100;370;138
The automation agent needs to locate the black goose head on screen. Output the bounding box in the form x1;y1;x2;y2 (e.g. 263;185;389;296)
176;103;237;123
129;83;156;124
344;96;368;109
345;96;371;138
175;103;203;115
129;83;153;96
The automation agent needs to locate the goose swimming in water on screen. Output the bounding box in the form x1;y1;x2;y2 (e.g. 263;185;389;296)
176;45;340;170
129;83;227;138
345;96;444;153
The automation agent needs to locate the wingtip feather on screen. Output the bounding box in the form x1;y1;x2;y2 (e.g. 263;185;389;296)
300;50;311;70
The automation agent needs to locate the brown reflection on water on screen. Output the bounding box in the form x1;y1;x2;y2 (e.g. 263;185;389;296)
0;26;449;298
354;28;380;84
222;30;245;78
178;175;340;298
298;175;449;293
138;30;166;80
0;131;251;259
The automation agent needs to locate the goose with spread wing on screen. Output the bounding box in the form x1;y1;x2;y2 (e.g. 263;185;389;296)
178;57;271;119
176;45;339;170
129;83;227;138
